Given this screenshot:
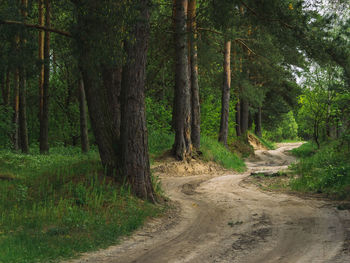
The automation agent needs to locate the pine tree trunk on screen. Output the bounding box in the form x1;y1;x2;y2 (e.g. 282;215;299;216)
248;111;253;130
13;69;20;151
78;78;89;153
240;98;249;134
19;0;29;154
218;39;231;146
19;67;29;153
255;106;262;137
38;0;44;122
75;2;122;175
40;0;50;154
173;0;192;160
188;0;200;150
235;101;241;137
1;71;10;106
120;0;155;201
4;70;10;106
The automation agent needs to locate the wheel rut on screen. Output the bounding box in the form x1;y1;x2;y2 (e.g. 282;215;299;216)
67;143;350;263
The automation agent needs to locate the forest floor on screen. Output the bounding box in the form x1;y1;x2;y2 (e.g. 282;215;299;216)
67;143;350;263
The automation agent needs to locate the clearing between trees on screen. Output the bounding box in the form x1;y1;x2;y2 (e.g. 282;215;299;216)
67;143;350;263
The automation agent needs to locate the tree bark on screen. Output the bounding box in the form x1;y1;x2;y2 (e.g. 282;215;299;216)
254;106;262;137
218;39;231;146
188;0;200;150
19;67;29;153
240;98;249;134
78;78;89;153
75;2;122;174
40;0;50;154
120;0;155;201
1;70;10;106
13;69;20;151
173;0;192;160
19;0;29;154
38;0;44;122
235;101;241;137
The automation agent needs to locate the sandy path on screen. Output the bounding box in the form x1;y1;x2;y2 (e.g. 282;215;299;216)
68;143;350;263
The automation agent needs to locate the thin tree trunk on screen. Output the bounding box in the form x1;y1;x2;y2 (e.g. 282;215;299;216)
19;0;29;153
255;106;262;137
78;78;89;153
120;0;155;201
0;72;8;105
38;0;44;122
13;69;20;151
188;0;200;150
19;68;29;153
235;101;241;137
4;70;10;106
248;111;253;130
218;39;231;146
240;98;249;134
40;0;50;154
173;0;192;160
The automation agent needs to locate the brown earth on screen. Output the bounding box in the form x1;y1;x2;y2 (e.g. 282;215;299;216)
66;142;350;263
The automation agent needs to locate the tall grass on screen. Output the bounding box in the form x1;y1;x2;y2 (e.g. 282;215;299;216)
201;136;246;172
0;148;161;263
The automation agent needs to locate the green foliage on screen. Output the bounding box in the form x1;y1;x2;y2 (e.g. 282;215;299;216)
146;97;172;134
290;142;350;199
0;148;161;263
201;136;246;172
263;111;299;142
148;130;173;158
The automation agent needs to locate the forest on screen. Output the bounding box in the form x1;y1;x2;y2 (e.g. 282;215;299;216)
0;0;350;262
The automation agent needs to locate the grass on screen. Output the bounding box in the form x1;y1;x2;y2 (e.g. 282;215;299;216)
148;131;246;172
0;131;246;262
254;134;276;150
0;147;161;263
201;136;246;172
289;141;350;199
290;141;317;158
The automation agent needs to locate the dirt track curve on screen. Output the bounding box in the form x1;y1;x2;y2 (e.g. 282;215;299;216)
68;143;350;263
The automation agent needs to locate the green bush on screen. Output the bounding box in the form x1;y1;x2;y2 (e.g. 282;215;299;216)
290;142;350;199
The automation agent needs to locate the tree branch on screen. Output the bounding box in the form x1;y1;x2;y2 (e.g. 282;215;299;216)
0;20;72;37
239;1;294;29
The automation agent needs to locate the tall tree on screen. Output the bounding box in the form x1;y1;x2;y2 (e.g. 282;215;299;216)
2;70;10;106
13;68;19;151
218;39;231;145
120;0;155;200
38;0;44;122
188;0;200;150
254;106;262;137
78;78;89;153
173;0;192;160
19;0;29;153
39;0;50;153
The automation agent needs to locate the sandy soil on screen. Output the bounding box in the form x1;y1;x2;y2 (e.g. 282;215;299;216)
67;142;350;263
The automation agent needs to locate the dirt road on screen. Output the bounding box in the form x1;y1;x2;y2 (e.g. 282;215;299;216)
70;143;350;263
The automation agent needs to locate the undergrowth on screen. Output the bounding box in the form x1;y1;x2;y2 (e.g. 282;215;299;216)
148;131;245;172
256;136;276;150
290;141;350;199
0;148;161;263
201;136;246;172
